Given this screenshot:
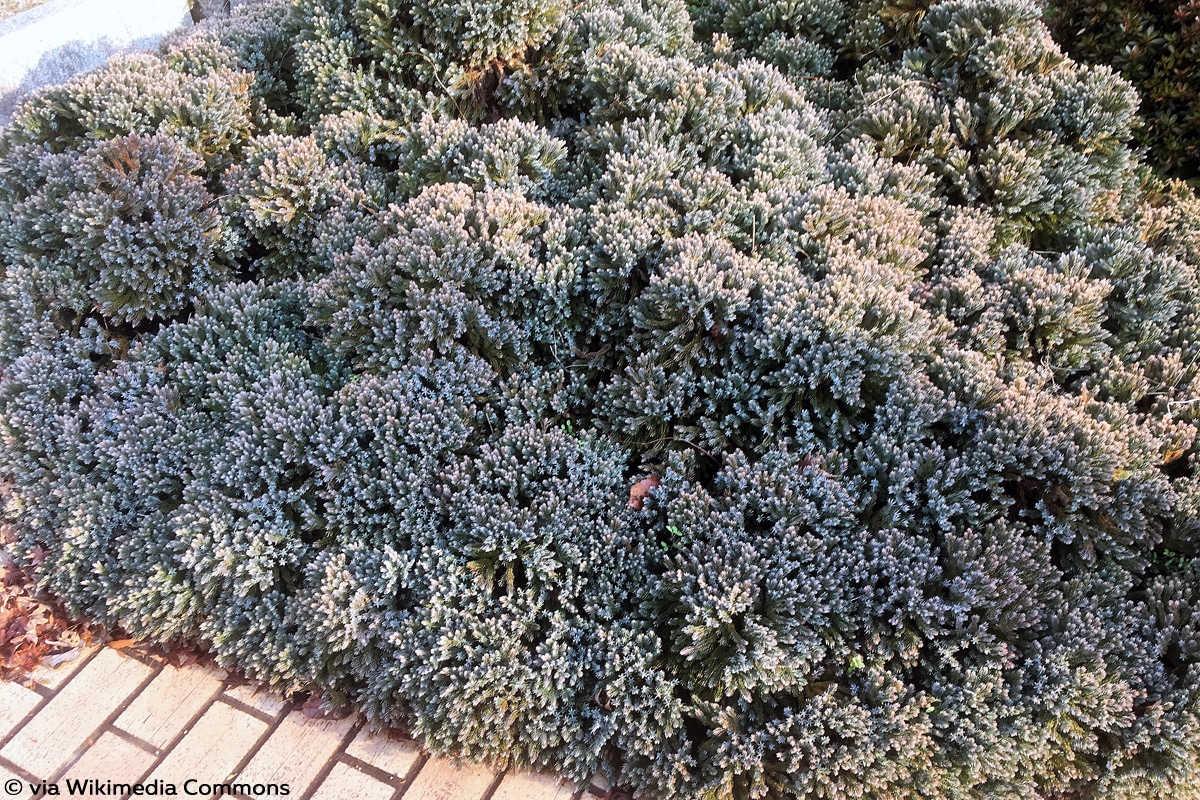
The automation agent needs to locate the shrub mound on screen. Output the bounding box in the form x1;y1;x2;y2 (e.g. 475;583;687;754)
2;0;1200;797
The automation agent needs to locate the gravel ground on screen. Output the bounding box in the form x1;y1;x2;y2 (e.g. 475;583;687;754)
0;0;49;22
194;0;228;20
0;1;230;24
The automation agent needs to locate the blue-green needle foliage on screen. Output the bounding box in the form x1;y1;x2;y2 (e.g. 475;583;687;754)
2;0;1200;797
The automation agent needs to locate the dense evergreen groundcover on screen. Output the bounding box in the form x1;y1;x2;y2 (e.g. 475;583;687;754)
1046;0;1200;183
2;0;1200;796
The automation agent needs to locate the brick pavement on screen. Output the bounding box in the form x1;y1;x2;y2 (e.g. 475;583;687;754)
0;645;603;800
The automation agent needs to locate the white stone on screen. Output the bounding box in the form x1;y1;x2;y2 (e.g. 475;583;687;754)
0;0;193;125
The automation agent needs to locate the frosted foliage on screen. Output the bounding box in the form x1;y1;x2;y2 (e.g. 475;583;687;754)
0;134;228;326
0;0;1199;798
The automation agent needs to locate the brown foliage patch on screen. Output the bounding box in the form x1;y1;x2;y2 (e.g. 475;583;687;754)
0;530;94;682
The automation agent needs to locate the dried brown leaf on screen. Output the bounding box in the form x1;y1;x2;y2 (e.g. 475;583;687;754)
28;545;48;566
627;476;661;510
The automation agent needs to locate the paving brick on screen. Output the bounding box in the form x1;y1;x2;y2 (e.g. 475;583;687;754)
0;761;34;799
0;648;153;779
222;684;289;718
59;732;156;784
491;771;574;800
0;680;43;740
27;646;98;691
148;701;267;784
114;664;224;749
309;762;395;800
402;755;497;800
235;710;357;794
588;772;610;794
344;728;421;779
